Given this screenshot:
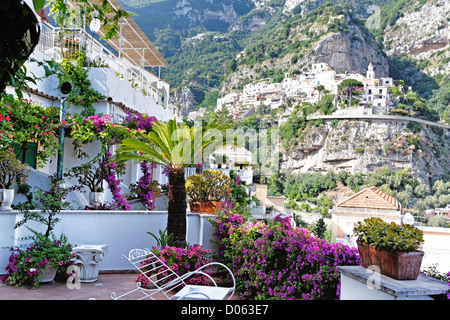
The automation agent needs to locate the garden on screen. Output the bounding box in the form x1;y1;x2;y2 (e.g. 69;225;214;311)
1;0;449;301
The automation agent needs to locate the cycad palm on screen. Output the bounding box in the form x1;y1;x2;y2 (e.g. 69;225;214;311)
114;119;227;247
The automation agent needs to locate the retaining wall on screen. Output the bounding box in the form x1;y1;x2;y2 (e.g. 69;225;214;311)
0;210;217;273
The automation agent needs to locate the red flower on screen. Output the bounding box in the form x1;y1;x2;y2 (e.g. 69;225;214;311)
35;124;39;128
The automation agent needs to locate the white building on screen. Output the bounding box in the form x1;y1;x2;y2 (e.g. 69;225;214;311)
217;62;398;118
8;1;175;208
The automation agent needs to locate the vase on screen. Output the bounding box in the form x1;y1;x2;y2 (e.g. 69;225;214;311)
0;188;14;211
189;201;223;214
40;266;57;283
89;192;104;205
357;242;424;280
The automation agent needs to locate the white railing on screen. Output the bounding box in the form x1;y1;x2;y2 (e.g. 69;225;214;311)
35;22;164;105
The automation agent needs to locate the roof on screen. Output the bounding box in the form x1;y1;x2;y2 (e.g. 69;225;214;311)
67;0;168;68
336;186;400;210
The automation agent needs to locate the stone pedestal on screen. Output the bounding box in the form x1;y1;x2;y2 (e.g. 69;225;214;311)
338;265;449;300
72;245;108;283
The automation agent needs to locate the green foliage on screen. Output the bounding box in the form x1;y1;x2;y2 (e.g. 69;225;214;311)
147;228;173;248
313;217;327;240
229;170;251;207
15;175;77;238
64;156;106;192
0;94;61;165
353;217;423;253
47;0;131;40
0;150;30;189
280;171;336;201
46;55;104;118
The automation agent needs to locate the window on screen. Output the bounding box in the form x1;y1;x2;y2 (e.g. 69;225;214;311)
13;142;38;169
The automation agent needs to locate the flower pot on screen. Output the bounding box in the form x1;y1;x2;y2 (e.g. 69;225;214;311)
89;192;104;205
0;188;14;211
40;266;57;283
189;201;223;214
357;242;424;280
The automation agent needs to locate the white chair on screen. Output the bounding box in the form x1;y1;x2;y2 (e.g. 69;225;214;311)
111;248;235;300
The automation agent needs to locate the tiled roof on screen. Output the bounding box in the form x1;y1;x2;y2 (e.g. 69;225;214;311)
336;186;399;210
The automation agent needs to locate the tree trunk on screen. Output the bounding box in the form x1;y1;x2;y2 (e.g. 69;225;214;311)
167;167;187;248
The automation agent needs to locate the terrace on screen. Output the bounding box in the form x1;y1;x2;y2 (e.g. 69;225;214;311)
0;0;449;303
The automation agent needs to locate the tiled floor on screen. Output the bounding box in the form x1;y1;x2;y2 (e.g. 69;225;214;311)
0;272;160;300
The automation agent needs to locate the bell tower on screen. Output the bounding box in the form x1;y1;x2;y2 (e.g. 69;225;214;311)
366;63;375;80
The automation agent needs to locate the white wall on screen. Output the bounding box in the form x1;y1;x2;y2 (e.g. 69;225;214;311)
0;211;217;273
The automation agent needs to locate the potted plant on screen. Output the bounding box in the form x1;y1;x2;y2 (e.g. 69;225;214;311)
2;175;77;288
1;229;74;289
64;159;106;206
212;154;228;169
353;217;424;280
186;170;232;214
0;150;30;210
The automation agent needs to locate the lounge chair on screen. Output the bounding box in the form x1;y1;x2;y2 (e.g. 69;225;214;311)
110;248;235;300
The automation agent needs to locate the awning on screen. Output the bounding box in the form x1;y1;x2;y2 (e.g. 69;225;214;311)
66;0;168;68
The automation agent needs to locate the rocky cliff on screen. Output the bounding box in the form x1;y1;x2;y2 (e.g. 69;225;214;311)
382;0;450;78
281;118;450;184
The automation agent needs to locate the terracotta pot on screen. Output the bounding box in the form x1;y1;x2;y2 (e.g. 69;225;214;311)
189;201;223;214
357;242;424;280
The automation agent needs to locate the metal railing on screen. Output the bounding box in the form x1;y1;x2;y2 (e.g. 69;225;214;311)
35;22;164;105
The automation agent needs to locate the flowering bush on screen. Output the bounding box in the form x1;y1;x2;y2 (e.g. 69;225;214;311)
0;96;60;165
99;152;130;210
132;161;159;210
210;203;359;300
421;264;450;300
1;230;74;289
136;245;213;287
384;131;424;156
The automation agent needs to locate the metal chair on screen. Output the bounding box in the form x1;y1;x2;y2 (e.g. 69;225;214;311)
111;248;235;300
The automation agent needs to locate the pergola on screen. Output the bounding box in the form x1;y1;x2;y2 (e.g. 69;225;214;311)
66;0;168;68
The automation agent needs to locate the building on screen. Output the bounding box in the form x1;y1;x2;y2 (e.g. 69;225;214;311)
9;0;174;208
331;186;403;244
217;62;398;118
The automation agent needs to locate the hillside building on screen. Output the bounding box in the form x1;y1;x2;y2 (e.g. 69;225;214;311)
217;63;397;118
8;0;175;208
331;186;403;244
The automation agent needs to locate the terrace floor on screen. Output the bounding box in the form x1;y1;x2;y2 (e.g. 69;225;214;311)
0;272;160;300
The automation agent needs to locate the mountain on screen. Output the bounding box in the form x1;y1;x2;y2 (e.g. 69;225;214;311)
119;0;449;119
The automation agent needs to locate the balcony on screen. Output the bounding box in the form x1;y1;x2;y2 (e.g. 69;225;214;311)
29;22;172;119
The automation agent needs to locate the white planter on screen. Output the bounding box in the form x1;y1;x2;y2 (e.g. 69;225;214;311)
89;192;104;205
0;189;14;211
40;266;57;283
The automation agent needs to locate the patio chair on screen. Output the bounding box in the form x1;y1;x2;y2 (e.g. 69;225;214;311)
110;248;236;300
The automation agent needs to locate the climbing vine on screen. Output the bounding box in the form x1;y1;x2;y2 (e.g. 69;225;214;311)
46;0;132;40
